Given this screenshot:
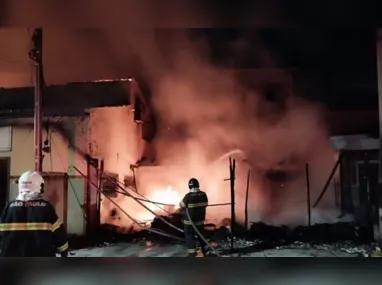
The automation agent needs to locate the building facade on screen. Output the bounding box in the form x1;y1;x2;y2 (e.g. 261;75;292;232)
0;105;150;236
0;80;151;236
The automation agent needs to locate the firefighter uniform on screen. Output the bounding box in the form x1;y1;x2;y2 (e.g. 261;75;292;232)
179;178;209;257
0;171;69;257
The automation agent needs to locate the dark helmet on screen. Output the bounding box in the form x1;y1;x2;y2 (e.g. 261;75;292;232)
188;178;200;189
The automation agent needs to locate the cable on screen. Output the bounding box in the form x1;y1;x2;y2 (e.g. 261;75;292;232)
102;170;171;215
73;166;228;254
95;168;184;234
74;166;184;234
104;151;171;214
108;169;222;256
101;169;233;209
115;192;233;209
71;166;184;242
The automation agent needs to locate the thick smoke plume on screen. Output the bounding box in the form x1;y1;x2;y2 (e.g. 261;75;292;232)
89;30;343;229
0;4;345;228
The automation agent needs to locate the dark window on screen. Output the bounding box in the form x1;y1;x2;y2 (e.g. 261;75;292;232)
101;173;118;198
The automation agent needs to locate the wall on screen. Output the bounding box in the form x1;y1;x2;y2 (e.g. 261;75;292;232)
0;127;12;208
8;117;89;235
10;118;88;176
89;106;148;226
89;106;146;181
0;126;12;160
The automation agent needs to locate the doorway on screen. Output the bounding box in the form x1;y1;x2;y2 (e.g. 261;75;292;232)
0;158;10;213
357;161;379;223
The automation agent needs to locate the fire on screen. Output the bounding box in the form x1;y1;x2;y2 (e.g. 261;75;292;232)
147;186;181;210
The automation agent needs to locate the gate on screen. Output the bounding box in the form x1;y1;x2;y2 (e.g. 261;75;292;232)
42;172;68;228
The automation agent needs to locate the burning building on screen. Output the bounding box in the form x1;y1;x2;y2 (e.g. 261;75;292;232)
0;28;380;245
0;67;339;237
0;68;377;240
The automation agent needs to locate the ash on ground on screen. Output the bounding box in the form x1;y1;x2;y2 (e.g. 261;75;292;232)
93;219;378;257
217;238;375;257
215;221;377;257
278;240;375;256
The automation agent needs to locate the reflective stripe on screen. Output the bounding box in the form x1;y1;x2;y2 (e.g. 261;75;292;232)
0;222;52;231
57;242;69;252
180;200;186;208
187;202;207;208
183;220;204;226
0;220;63;232
187;248;196;253
51;219;62;232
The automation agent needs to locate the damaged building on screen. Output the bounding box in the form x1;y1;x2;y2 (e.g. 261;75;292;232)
0;68;380;244
0;79;155;237
0;28;381;252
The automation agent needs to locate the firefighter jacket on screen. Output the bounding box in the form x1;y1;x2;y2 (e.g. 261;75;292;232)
179;189;208;226
0;199;69;257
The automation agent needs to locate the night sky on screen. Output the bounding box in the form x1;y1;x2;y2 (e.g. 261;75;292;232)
191;29;378;110
0;28;379;114
0;2;379;113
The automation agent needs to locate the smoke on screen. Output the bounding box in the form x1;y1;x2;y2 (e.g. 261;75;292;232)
142;37;340;226
78;27;340;228
0;4;343;228
84;28;340;228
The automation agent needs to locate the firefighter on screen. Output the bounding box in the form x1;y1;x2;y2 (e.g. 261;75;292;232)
0;171;69;257
179;178;210;257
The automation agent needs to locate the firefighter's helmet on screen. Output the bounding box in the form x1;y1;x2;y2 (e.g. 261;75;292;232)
18;171;45;194
188;178;200;189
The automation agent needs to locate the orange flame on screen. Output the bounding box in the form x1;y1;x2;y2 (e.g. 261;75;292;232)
147;186;181;210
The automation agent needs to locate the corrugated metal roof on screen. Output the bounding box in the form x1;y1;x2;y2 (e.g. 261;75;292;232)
0;80;131;118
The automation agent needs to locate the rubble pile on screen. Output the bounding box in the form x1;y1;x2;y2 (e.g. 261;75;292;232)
150;214;184;238
248;222;374;245
213;222;376;256
277;240;376;257
99;216;376;256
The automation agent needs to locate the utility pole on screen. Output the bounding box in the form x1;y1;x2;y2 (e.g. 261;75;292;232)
229;157;236;253
377;28;382;242
29;28;44;172
305;163;311;227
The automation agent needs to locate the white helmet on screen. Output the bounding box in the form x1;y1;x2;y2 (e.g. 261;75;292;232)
18;171;45;194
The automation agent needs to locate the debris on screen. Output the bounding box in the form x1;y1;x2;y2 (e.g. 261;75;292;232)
150;214;183;240
99;217;376;258
249;222;374;245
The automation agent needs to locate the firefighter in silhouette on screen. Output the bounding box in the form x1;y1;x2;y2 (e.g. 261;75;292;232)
0;171;69;257
179;178;210;257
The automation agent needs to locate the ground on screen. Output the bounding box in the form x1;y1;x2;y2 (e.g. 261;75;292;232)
69;241;366;257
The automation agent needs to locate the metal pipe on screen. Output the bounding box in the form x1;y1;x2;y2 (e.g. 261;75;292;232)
29;28;44;172
305;163;311;226
82;167;184;234
72;166;184;241
313;154;342;208
244;169;250;230
102;169;171;214
377;28;382;242
114;191;232;208
229;157;236;253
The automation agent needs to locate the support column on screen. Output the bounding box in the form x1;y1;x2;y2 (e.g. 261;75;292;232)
29;28;44;172
376;28;382;242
